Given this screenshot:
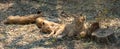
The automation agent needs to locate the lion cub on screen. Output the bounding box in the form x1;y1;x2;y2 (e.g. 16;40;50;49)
62;15;87;37
4;14;40;24
36;17;65;38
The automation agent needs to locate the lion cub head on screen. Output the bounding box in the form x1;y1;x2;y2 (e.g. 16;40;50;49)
75;15;86;24
36;17;45;28
36;17;52;33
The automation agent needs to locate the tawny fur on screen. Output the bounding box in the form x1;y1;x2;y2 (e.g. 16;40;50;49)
36;15;87;38
4;14;41;24
62;15;87;37
80;22;100;38
36;17;65;38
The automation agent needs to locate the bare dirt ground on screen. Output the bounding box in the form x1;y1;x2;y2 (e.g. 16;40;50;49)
0;0;120;49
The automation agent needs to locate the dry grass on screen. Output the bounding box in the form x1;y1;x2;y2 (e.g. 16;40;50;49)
0;0;120;49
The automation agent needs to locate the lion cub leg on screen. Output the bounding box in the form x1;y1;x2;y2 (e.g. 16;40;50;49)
53;28;64;38
43;30;55;38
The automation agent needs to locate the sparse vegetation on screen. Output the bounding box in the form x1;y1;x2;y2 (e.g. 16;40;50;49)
0;0;120;49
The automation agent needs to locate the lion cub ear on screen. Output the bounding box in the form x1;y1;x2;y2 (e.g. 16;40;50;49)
79;15;86;22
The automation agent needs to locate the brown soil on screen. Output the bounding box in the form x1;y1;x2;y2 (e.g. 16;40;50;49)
0;0;120;49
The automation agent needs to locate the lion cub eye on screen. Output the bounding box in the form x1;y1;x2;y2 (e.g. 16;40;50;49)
42;22;45;25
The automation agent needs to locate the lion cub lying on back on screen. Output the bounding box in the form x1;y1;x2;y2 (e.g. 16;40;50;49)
36;17;65;38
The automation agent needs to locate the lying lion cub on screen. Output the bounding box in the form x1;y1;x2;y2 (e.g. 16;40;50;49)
4;14;41;24
36;17;66;38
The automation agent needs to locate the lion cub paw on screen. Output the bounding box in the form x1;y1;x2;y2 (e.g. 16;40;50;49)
43;35;51;38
